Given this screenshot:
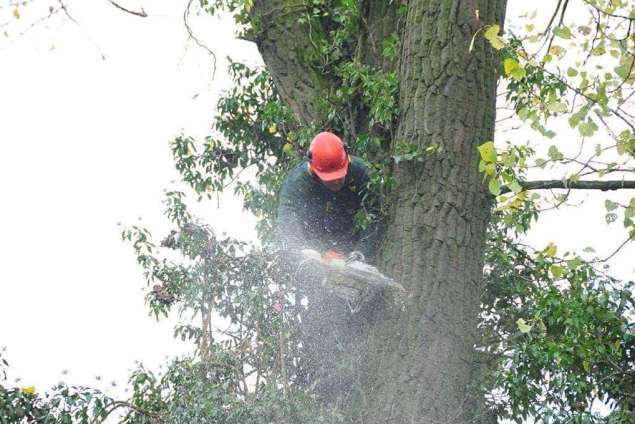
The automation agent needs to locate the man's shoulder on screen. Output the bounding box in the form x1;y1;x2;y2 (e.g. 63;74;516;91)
281;161;312;192
349;155;369;170
348;156;371;180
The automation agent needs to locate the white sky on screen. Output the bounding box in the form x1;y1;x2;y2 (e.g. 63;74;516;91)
0;0;260;396
0;0;632;410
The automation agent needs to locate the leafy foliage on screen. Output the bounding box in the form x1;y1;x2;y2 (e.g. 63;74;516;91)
482;223;635;422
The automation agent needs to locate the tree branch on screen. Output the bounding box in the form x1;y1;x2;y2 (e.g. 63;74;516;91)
501;179;635;194
184;0;216;80
251;0;331;126
106;0;147;17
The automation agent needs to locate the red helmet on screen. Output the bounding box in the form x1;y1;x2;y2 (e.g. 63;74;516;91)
308;132;349;181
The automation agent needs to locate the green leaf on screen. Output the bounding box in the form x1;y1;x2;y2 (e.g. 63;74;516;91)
544;243;557;257
547;101;568;114
484;24;504;50
579;120;599;137
567;67;578;77
282;143;294;155
510;67;526;81
547;145;564;161
478;141;497;163
517;318;532;334
615;65;632;80
605;199;619;211
554;26;572;39
503;58;519;76
550;45;565;57
508;180;523;194
550;264;564;279
489;178;501;196
592;45;606;56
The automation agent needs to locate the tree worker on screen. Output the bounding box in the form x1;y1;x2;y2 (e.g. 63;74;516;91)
275;130;384;403
275;130;383;273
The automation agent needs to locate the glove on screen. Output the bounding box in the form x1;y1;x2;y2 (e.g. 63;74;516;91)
322;249;344;262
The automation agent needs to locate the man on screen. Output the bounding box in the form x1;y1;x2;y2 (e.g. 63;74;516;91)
276;131;383;271
275;131;383;402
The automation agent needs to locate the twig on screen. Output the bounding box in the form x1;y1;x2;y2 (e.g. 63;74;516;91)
106;0;148;17
56;0;107;59
596;237;632;263
8;5;61;42
184;0;217;80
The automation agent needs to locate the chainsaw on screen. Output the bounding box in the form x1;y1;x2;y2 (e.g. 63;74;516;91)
299;249;406;313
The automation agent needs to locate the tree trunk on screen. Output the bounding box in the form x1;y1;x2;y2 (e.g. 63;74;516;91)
364;1;505;422
253;0;506;422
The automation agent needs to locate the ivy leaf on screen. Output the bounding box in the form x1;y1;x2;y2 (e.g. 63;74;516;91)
516;318;532;334
478;141;497;163
605;199;619;211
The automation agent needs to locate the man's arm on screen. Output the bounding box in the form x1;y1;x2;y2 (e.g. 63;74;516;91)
275;171;319;265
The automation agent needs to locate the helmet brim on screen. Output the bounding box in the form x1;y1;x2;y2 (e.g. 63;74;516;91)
312;157;349;182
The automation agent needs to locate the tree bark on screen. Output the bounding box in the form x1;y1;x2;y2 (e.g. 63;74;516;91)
364;0;505;422
253;0;506;422
252;0;331;127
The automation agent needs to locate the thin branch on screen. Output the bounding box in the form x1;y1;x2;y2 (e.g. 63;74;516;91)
596;237;632;263
543;68;635;132
582;0;635;20
184;0;217;80
57;0;106;59
106;0;148;17
500;179;635;194
8;5;61;42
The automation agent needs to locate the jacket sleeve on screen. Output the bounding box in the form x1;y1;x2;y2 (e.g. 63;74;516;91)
275;175;313;266
353;164;385;264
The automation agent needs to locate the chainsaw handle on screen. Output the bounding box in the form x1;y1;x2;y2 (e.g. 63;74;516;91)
346;251;365;264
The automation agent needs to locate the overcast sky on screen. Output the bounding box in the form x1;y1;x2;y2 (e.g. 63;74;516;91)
0;0;632;406
0;0;260;396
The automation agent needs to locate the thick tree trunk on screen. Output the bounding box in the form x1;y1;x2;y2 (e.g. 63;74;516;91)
364;0;505;422
253;0;506;422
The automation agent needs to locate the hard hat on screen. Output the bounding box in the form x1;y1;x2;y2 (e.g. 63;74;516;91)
308;132;349;181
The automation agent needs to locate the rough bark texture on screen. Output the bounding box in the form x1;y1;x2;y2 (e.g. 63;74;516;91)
254;0;506;422
366;0;506;420
252;0;330;127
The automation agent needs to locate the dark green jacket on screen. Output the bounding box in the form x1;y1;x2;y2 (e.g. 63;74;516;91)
275;156;383;265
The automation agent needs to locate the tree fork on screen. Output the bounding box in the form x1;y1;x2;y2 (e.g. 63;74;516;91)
251;0;332;127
